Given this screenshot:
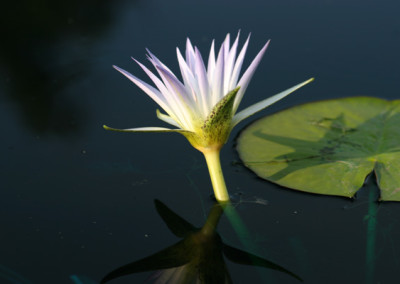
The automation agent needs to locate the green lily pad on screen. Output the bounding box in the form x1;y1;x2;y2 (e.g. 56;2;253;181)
236;97;400;201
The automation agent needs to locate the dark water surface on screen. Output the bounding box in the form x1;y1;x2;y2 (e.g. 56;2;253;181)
1;0;400;283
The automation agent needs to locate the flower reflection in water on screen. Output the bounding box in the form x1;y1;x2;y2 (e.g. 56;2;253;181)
101;200;301;283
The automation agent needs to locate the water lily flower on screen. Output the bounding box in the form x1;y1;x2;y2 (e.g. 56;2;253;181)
104;33;313;201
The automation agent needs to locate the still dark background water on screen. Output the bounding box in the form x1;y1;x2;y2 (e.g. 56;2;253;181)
1;0;400;283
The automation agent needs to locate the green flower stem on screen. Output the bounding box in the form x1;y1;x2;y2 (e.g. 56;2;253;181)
202;149;230;202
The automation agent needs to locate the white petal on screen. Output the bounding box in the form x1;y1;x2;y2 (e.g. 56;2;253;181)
176;47;200;102
156;109;182;128
229;34;250;90
131;58;177;117
231;78;314;127
143;52;194;117
146;49;176;76
207;40;216;81
223;33;230;63
145;52;193;108
132;58;169;95
124;60;185;128
145;49;198;130
224;32;240;93
155;65;194;108
211;43;225;108
155;65;197;129
233;39;270;113
186;38;196;72
194;47;210;117
113;65;170;113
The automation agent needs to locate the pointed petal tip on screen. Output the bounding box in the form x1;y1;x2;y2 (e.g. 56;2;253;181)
145;48;157;60
113;65;127;73
301;77;315;86
262;39;271;50
104;125;131;133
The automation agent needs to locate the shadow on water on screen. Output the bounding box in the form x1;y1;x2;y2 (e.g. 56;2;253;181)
101;199;302;284
0;0;128;135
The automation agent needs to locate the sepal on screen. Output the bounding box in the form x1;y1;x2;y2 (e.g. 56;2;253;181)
232;78;314;127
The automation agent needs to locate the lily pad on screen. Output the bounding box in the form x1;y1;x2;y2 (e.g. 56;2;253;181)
236;97;400;201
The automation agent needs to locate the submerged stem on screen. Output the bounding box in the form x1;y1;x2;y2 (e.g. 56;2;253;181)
200;202;225;237
202;149;230;202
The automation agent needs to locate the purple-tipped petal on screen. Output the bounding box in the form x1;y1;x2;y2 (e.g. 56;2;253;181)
224;32;240;93
146;53;192;109
155;65;193;107
194;47;210;116
185;38;196;72
223;33;230;63
132;58;171;101
113;65;170;113
233;39;270;113
176;47;199;102
146;49;176;77
211;43;225;107
207;40;216;81
229;34;251;90
155;65;197;129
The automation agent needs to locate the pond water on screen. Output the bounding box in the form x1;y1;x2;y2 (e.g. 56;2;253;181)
1;0;400;283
